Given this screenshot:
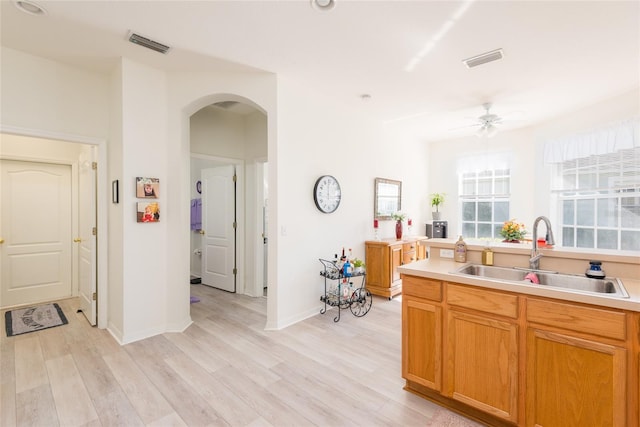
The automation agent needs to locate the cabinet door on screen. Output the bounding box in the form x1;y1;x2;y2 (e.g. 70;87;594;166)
526;328;627;427
390;245;402;284
365;243;388;288
446;310;518;423
403;297;442;391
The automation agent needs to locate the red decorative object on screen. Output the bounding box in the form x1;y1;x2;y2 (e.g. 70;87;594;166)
374;219;379;229
408;218;412;226
396;220;403;240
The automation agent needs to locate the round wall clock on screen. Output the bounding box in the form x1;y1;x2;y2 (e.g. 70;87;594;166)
313;175;341;213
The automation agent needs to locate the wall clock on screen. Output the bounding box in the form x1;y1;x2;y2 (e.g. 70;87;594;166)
313;175;341;213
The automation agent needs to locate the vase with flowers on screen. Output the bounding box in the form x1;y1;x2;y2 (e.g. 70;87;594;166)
391;212;407;240
500;219;527;243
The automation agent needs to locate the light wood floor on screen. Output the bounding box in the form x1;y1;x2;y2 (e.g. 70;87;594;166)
1;285;483;426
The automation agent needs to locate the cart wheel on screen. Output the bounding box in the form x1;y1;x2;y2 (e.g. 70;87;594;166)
349;288;372;317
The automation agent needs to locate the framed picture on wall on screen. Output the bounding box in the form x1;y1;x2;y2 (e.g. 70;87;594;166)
136;177;159;198
137;202;160;223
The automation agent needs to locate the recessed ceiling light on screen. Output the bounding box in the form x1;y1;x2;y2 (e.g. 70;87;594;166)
13;0;47;16
311;0;336;12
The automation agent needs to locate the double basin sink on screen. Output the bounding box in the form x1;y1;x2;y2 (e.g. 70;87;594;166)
453;264;629;298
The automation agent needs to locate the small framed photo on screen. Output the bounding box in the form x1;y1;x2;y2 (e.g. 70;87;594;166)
136;177;159;198
137;202;160;223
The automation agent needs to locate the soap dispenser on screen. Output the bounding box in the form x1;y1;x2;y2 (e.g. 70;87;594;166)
454;236;467;263
482;246;494;266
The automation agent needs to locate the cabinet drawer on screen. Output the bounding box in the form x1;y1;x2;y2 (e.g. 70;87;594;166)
447;283;518;319
403;275;442;301
403;242;417;253
526;298;627;340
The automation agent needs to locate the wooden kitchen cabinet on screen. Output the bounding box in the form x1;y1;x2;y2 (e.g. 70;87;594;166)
525;298;629;427
445;285;519;423
402;276;443;391
401;276;639;427
365;237;427;299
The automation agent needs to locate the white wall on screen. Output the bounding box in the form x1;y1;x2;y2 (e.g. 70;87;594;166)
428;89;640;239
274;77;430;327
116;59;170;343
0;47;109;139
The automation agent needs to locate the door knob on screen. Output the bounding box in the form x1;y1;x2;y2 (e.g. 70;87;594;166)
0;238;4;244
73;238;82;242
199;230;205;235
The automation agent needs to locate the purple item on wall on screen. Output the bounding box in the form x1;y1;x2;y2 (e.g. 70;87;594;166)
190;198;202;230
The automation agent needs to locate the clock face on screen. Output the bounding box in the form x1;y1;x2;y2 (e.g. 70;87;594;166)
313;175;341;213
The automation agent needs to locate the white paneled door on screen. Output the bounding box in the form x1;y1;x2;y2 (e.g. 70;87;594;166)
77;152;97;325
201;165;236;292
1;160;72;307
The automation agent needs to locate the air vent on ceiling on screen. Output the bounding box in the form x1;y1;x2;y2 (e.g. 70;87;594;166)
462;48;503;68
127;31;171;54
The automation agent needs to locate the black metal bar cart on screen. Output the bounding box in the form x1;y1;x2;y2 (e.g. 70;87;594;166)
319;258;372;322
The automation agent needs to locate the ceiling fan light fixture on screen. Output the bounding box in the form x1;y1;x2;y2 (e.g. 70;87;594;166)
462;48;504;68
476;124;498;138
311;0;336;12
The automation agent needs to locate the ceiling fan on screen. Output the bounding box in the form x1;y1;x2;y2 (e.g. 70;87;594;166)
473;102;503;138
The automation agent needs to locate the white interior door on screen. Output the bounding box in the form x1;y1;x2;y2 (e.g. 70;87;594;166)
77;152;97;325
1;160;72;308
201;165;236;292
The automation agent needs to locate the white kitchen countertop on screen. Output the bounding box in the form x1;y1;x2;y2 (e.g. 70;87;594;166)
399;258;640;312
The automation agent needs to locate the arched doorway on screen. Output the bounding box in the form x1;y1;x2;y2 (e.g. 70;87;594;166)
188;99;268;305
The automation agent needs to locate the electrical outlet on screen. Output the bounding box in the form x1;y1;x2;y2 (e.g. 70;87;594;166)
440;249;454;259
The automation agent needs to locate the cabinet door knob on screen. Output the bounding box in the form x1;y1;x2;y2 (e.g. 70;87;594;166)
73;238;82;243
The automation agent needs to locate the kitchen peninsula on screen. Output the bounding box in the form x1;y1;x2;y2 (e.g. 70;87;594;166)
398;239;640;427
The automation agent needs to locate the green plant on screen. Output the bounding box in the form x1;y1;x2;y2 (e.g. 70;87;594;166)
352;258;365;268
430;193;445;212
391;211;406;221
500;219;527;241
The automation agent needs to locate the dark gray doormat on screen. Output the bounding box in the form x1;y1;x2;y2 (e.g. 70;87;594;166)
5;303;68;337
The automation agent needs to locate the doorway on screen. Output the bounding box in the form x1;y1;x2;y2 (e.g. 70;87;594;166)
189;99;267;303
0;133;99;326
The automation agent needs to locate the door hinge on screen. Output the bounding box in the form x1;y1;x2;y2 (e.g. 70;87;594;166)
92;162;97;170
92;227;97;236
233;268;238;275
233;174;237;183
233;221;237;229
92;292;97;301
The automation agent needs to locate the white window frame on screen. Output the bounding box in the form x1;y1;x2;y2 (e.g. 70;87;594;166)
459;169;511;239
554;147;640;251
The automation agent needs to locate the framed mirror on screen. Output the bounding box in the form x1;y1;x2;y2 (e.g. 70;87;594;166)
374;177;402;220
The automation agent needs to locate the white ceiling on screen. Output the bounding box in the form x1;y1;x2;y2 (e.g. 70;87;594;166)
1;0;638;141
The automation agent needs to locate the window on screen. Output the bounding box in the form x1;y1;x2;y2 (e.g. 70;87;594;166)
555;147;640;251
459;169;510;239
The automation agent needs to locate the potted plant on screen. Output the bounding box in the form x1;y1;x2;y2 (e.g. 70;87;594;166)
391;212;407;239
430;193;445;220
500;219;527;242
352;258;365;274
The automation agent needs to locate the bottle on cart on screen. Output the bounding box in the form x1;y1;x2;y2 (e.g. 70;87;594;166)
343;258;352;277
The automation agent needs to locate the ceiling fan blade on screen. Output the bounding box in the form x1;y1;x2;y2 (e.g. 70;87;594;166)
449;122;481;131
